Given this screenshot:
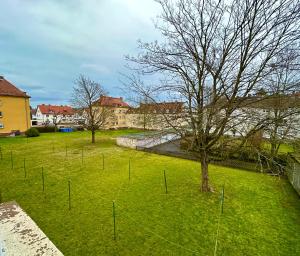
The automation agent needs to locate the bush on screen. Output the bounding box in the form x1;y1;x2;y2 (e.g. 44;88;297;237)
25;127;40;137
73;126;85;131
36;126;56;133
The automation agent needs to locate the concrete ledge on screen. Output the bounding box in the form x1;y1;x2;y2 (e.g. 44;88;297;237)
0;201;63;256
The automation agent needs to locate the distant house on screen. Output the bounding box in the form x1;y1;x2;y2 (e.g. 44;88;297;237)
30;107;38;126
94;96;130;129
0;76;31;135
229;93;300;138
35;104;76;126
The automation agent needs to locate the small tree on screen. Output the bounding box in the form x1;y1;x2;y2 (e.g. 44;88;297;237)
71;75;109;143
52;113;61;132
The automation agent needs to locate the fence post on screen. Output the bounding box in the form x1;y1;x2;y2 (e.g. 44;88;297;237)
102;153;105;170
24;158;26;178
81;147;84;165
10;151;13;169
128;158;131;181
221;184;225;214
68;180;71;210
113;201;116;240
42;167;45;192
163;170;168;194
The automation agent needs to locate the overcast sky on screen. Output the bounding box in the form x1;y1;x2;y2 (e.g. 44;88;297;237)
0;0;161;106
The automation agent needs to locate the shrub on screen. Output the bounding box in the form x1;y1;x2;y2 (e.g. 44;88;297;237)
25;127;40;137
73;126;84;131
36;126;56;133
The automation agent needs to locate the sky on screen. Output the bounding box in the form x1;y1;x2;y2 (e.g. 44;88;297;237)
0;0;161;107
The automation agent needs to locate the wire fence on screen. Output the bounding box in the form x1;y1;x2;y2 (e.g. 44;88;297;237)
138;145;265;172
0;140;297;255
286;153;300;195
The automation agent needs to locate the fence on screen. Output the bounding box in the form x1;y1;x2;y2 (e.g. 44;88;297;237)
0;138;298;255
286;153;300;196
137;145;260;172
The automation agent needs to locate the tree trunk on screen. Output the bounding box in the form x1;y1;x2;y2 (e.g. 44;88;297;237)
92;130;95;143
200;151;211;192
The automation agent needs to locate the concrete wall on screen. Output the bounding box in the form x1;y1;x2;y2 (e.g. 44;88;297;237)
0;201;63;255
286;154;300;196
117;133;180;149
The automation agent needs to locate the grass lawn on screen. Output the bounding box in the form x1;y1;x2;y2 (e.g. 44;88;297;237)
0;130;299;255
263;142;295;154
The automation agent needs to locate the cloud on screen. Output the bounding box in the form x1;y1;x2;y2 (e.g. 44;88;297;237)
80;63;111;75
0;0;160;58
0;0;161;105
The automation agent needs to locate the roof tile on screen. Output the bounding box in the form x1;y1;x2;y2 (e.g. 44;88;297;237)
37;104;74;115
0;78;30;98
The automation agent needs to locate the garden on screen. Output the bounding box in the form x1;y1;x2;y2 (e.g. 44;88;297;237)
0;130;299;255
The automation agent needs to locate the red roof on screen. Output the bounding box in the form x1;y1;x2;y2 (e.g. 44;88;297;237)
128;102;184;114
37;104;74;115
97;96;129;107
0;77;30;98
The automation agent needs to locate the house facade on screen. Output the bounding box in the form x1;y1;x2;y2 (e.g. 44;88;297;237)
95;96;130;129
0;76;31;135
126;102;185;130
222;93;300;138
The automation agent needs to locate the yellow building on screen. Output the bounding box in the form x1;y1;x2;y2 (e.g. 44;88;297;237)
96;96;130;129
0;76;31;135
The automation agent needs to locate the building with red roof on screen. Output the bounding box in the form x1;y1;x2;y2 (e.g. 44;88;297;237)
97;96;130;108
0;76;31;135
93;96;130;129
35;104;76;126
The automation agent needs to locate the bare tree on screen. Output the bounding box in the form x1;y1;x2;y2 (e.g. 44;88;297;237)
125;0;300;191
262;48;300;163
71;75;110;143
52;113;61;132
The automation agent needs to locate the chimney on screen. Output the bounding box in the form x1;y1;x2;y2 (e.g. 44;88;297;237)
120;97;123;100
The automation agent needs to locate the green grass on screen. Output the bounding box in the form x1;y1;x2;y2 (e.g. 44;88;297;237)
263;142;295;153
0;130;299;255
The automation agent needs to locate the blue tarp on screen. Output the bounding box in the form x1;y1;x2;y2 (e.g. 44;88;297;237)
59;128;73;132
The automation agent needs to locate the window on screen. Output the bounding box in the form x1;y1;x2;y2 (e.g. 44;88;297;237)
0;111;2;117
0;123;3;129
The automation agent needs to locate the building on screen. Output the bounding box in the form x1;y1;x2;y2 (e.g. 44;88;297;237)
95;96;130;129
222;93;300;138
30;107;38;126
126;102;185;130
35;104;76;126
0;76;31;135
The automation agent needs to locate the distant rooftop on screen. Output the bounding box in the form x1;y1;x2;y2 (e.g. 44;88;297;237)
128;101;184;114
96;95;130;108
37;104;74;115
